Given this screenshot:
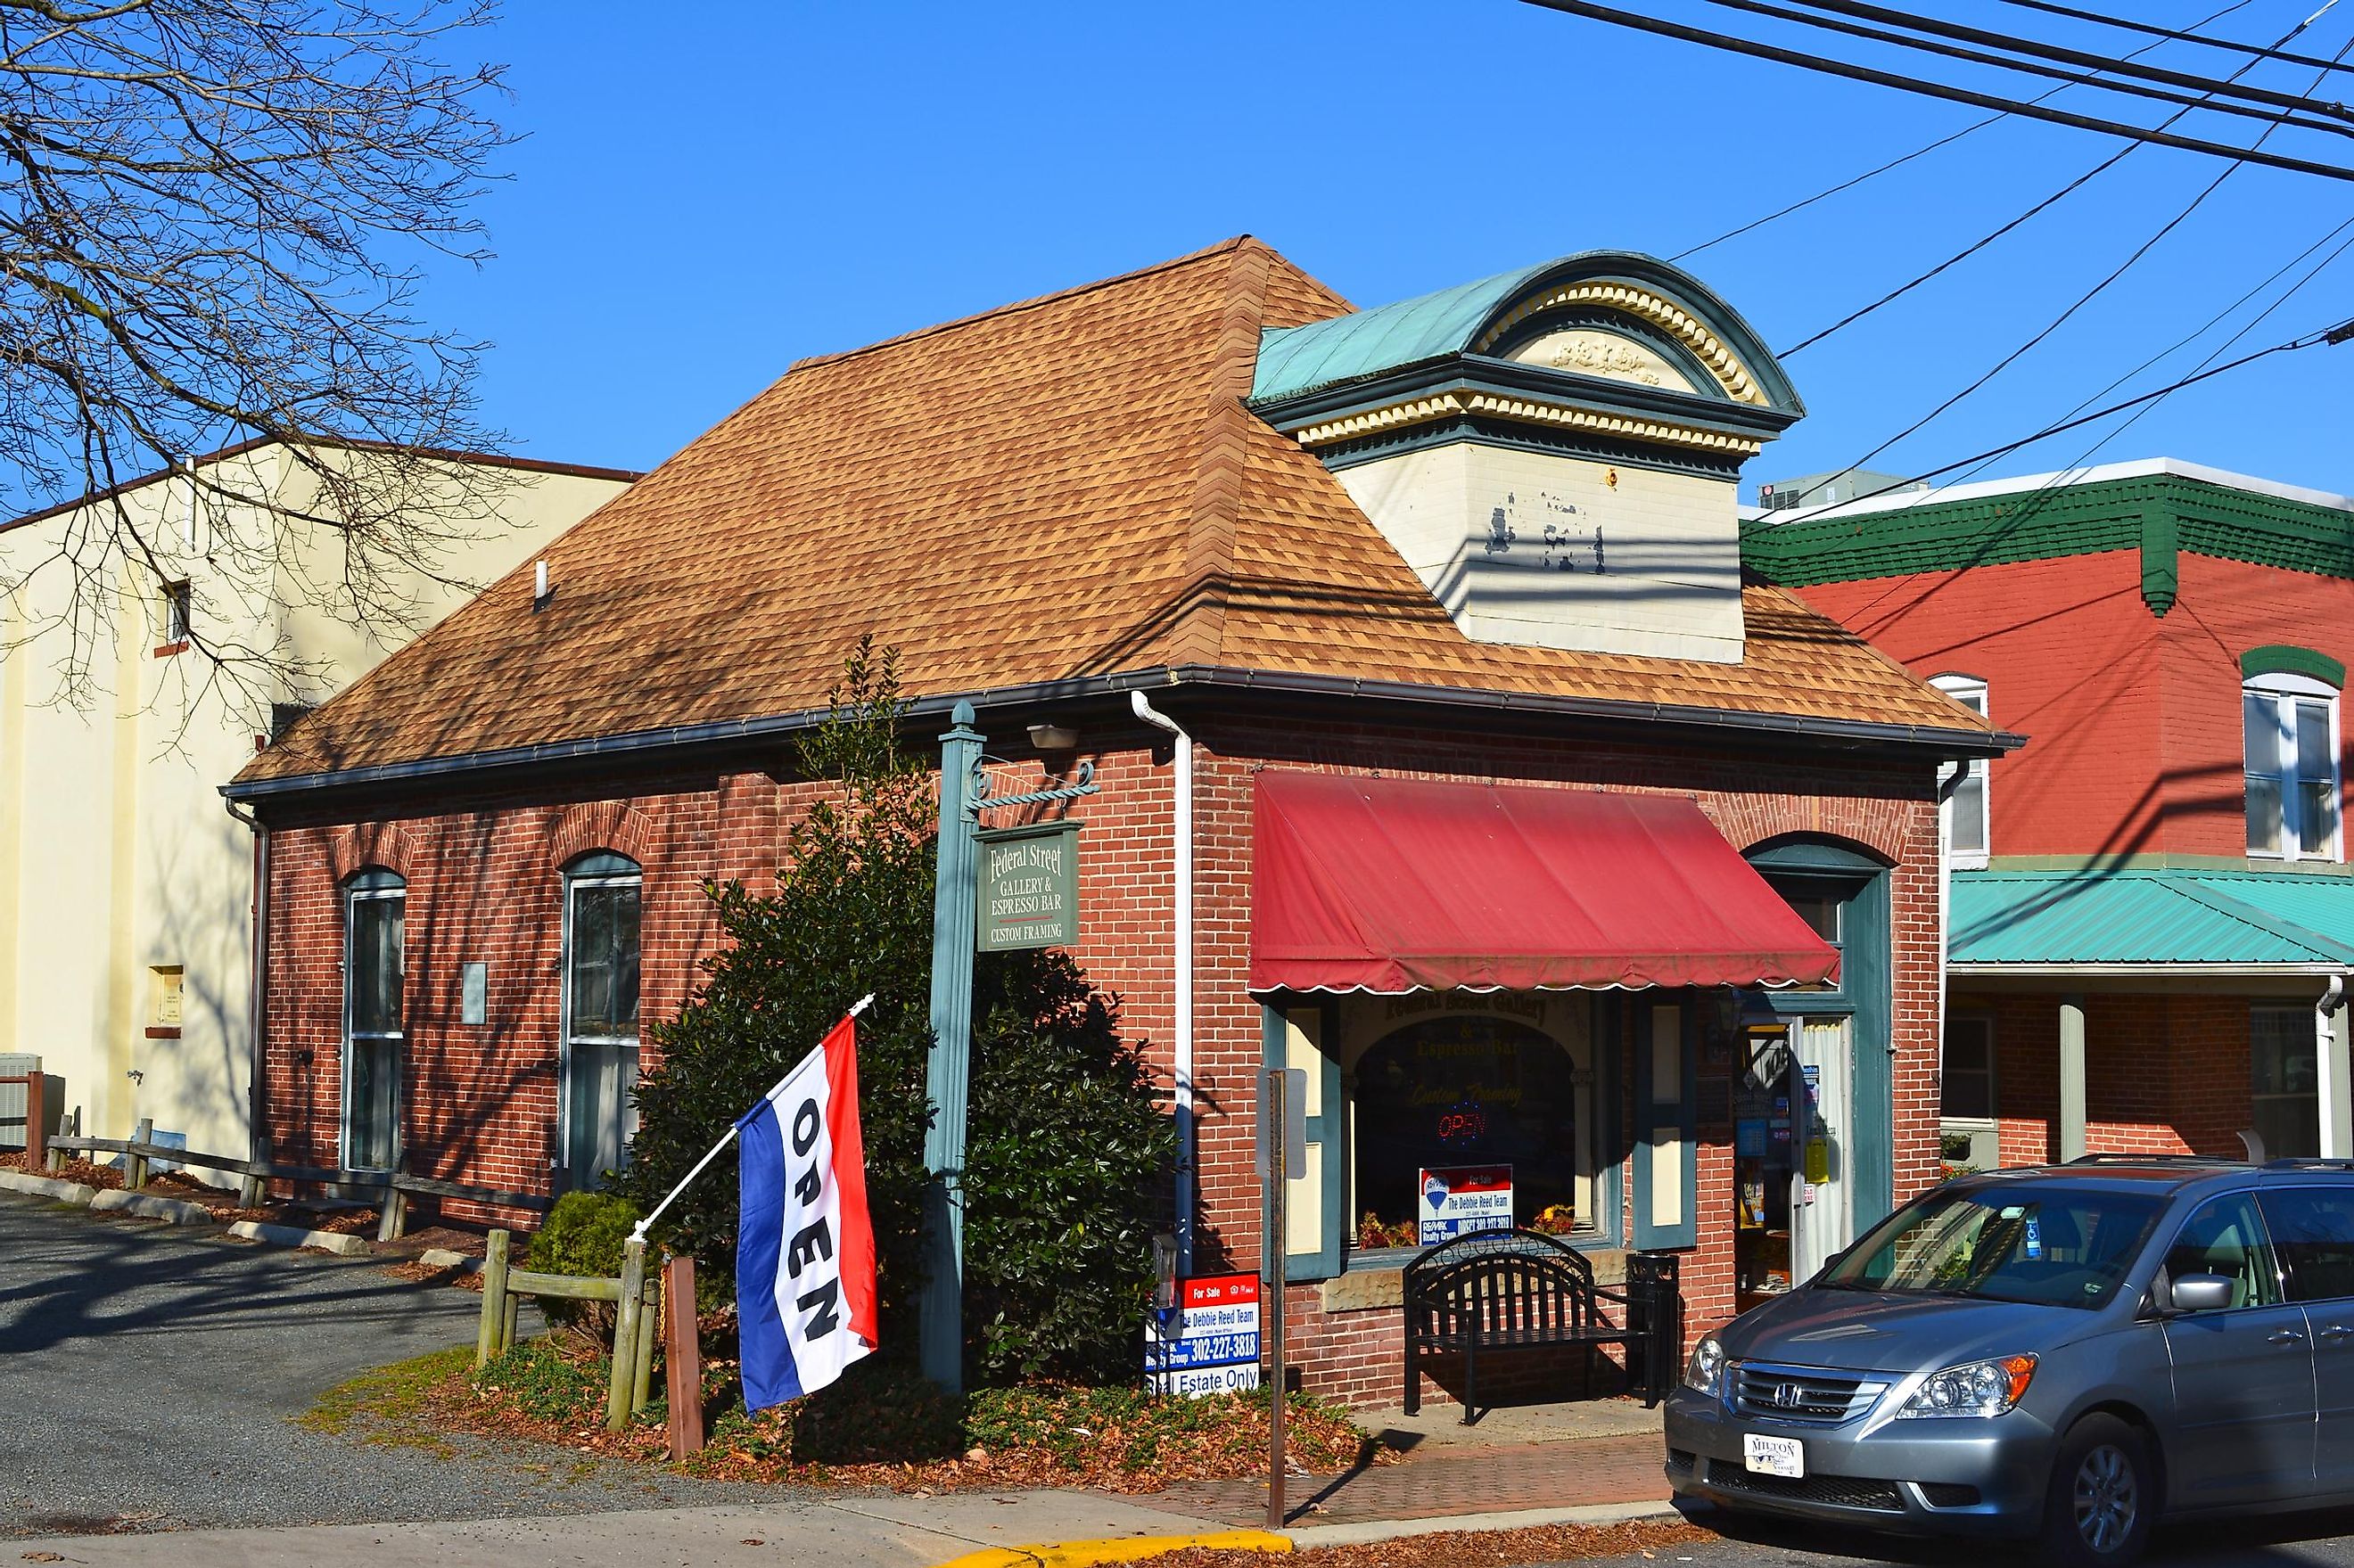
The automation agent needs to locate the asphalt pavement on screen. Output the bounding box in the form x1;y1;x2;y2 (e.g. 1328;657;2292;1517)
0;1188;790;1536
1555;1503;2354;1568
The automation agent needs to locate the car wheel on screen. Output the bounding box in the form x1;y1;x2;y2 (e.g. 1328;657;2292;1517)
2039;1414;2156;1568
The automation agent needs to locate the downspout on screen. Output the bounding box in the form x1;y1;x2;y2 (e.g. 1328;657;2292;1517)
1130;690;1196;1272
1935;764;1967;1158
226;798;268;1179
2320;974;2348;1161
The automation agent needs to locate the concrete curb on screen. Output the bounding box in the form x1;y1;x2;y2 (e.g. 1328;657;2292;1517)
416;1247;480;1273
934;1531;1291;1568
0;1169;97;1205
228;1219;371;1256
91;1187;213;1225
1281;1499;1680;1547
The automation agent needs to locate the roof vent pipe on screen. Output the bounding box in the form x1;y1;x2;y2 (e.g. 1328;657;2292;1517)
532;559;550;611
1131;688;1195;1272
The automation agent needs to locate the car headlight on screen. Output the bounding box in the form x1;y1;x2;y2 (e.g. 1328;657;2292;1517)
1896;1354;2037;1418
1683;1334;1727;1397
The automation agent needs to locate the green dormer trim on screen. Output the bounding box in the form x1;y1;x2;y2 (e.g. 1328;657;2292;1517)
2243;644;2347;688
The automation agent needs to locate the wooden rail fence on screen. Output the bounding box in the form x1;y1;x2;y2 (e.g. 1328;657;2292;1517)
40;1127;549;1241
0;1071;51;1170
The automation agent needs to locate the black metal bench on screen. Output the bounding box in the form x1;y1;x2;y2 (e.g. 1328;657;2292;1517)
1402;1227;1682;1421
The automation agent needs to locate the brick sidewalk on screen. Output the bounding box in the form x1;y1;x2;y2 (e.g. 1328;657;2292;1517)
1149;1435;1669;1527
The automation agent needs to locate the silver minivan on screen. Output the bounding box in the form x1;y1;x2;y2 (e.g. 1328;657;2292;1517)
1666;1159;2354;1566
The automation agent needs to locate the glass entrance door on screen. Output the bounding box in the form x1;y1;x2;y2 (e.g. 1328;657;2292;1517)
1789;1016;1855;1283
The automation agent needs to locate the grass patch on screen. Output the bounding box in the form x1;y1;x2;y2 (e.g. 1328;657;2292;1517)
300;1346;474;1449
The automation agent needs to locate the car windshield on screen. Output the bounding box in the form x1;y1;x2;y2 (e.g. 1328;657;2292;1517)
1821;1184;2168;1309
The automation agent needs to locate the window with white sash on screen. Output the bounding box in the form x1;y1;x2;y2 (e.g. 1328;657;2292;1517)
1931;675;1989;869
2244;672;2340;861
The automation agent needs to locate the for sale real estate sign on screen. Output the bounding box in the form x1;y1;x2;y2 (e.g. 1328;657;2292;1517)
1144;1272;1261;1397
1419;1164;1513;1245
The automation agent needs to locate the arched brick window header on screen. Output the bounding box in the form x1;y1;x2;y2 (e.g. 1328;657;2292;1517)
2243;644;2346;690
550;800;656;869
328;822;418;883
1707;799;1911;867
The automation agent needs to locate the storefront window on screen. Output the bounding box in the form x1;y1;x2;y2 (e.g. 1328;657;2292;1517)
1349;1012;1590;1248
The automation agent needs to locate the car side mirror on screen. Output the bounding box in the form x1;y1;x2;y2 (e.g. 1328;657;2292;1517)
2170;1274;2235;1313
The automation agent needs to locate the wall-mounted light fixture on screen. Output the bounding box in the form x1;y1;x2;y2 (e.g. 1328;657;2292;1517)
1027;721;1079;752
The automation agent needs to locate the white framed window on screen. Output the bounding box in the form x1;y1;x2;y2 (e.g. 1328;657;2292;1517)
2244;672;2340;861
1932;674;1989;868
342;868;405;1172
561;850;642;1191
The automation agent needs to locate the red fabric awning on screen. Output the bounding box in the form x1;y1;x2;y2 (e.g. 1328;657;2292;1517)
1249;771;1841;995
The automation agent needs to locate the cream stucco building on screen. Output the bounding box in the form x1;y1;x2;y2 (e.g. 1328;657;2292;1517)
0;442;635;1174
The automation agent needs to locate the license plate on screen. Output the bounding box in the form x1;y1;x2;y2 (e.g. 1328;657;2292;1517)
1744;1434;1805;1478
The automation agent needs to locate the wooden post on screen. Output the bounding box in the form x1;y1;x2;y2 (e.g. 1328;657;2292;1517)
24;1071;45;1173
664;1254;704;1458
504;1290;519;1352
1263;1069;1288;1532
477;1229;511;1368
605;1236;647;1431
238;1169;265;1208
376;1186;408;1244
630;1277;659;1415
128;1116;152;1190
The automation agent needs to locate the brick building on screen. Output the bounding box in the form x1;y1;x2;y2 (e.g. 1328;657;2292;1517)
226;240;2003;1403
1748;459;2354;1175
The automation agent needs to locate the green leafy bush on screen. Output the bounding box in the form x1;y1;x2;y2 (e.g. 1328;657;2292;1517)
623;636;1174;1386
526;1189;642;1330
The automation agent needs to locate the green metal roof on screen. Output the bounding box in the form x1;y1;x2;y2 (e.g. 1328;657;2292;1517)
1951;867;2354;968
1252;262;1553;403
1249;250;1802;414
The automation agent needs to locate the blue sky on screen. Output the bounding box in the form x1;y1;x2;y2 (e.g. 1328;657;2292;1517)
424;1;2354;497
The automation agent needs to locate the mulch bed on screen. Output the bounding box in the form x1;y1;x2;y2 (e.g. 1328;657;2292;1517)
336;1336;1390;1495
3;1147;381;1233
1132;1519;1705;1568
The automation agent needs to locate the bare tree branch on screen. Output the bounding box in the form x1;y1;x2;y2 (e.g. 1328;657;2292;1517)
0;0;510;730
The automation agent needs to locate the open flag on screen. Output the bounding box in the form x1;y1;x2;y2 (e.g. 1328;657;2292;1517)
737;1012;878;1410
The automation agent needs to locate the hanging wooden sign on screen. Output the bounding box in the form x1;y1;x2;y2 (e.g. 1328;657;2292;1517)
975;820;1081;950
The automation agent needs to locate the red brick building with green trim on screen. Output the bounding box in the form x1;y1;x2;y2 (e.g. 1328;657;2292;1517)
1749;459;2354;1174
228;240;2003;1404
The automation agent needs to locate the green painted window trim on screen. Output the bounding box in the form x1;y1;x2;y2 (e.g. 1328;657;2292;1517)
1261;1001;1346;1285
1748;841;1896;1232
1630;995;1699;1251
2243;644;2347;689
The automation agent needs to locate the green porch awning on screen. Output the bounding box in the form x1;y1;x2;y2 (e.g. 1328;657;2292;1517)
1951;868;2354;970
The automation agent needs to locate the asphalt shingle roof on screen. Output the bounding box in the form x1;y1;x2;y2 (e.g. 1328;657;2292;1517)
240;237;1993;787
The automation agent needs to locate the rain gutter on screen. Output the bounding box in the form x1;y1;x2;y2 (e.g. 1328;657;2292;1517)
223;662;2021;804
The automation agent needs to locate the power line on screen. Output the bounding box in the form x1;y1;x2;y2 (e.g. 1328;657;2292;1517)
1762;316;2354;526
1694;0;2354;139
1782;21;2354;489
1516;0;2354;183
1990;0;2354;75
1952;213;2354;488
1770;0;2354;121
1780;4;2335;357
1671;0;2262;261
1780;148;2132;355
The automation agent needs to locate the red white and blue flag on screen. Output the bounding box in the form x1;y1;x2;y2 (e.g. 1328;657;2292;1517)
737;1013;877;1410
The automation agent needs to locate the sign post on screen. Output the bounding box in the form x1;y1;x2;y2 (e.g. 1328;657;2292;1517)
1262;1067;1289;1531
919;703;1098;1397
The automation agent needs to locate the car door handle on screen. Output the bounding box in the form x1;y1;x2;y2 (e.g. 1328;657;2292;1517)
2270;1329;2310;1344
2322;1326;2354;1342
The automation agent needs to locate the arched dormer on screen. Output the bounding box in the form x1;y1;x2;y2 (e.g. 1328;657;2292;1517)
1249;252;1804;666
